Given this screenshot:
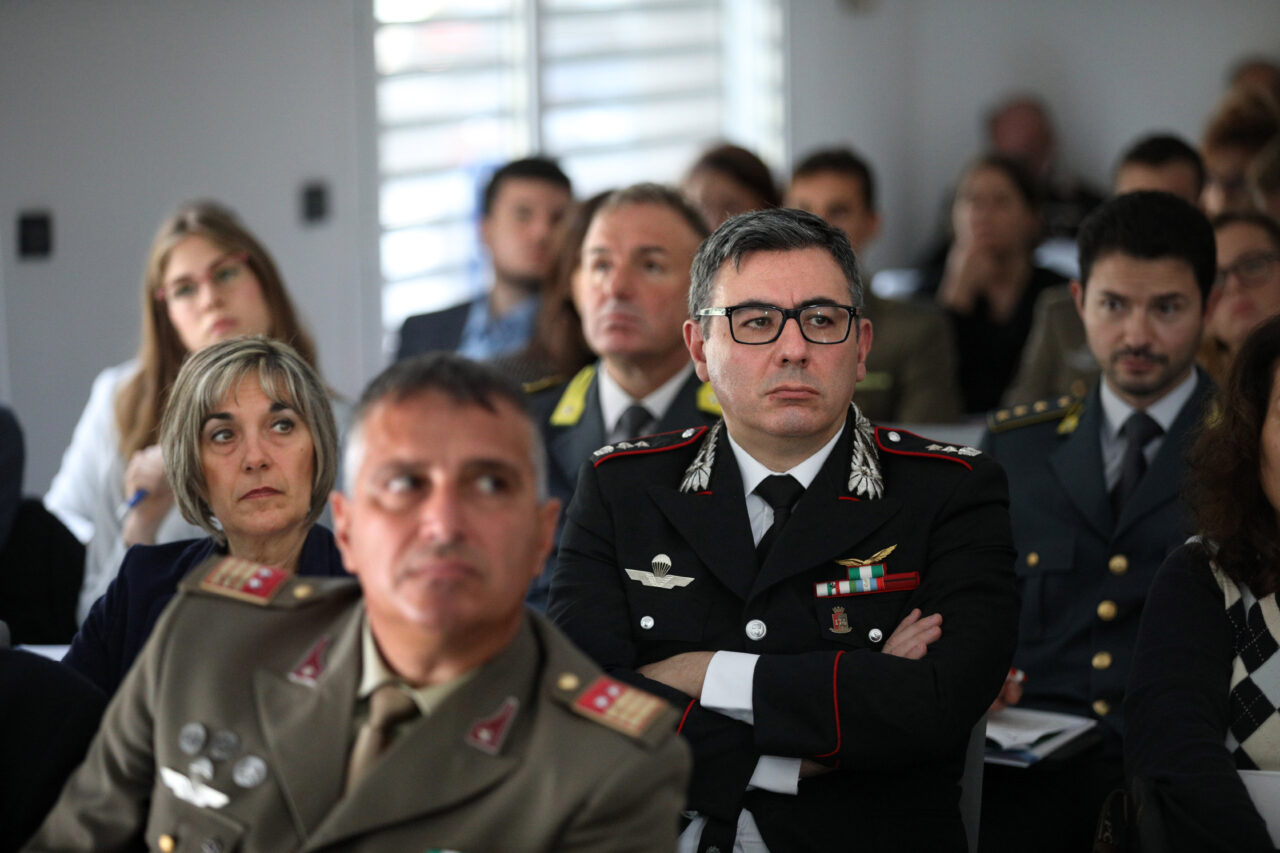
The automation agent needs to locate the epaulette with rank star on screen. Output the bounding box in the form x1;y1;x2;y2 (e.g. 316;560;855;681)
874;426;983;469
180;555;343;607
562;673;670;742
986;394;1084;435
591;425;708;467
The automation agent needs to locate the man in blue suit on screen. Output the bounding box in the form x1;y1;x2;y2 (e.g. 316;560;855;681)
980;191;1217;852
396;157;572;362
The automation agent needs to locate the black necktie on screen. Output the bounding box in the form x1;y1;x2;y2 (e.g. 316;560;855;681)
616;404;653;440
754;474;805;565
1111;411;1163;518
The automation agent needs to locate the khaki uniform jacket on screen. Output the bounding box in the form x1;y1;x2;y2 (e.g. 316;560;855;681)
25;572;690;853
859;293;963;424
1002;285;1097;406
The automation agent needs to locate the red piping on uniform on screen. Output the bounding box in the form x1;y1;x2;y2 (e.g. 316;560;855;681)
677;698;696;733
837;496;860;502
592;428;707;467
814;650;845;758
874;429;974;470
696;491;713;496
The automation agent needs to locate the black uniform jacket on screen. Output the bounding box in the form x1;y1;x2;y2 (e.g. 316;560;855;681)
549;407;1018;851
526;364;720;610
981;371;1214;742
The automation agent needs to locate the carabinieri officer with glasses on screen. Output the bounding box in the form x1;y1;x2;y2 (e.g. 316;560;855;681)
548;208;1018;853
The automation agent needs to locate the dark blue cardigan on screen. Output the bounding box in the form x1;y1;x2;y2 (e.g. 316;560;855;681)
63;524;345;696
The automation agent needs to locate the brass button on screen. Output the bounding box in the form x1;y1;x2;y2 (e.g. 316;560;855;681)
1092;651;1113;670
292;583;313;599
1026;551;1040;568
557;673;580;691
1097;600;1117;621
1108;555;1129;575
1093;699;1111;716
158;835;177;853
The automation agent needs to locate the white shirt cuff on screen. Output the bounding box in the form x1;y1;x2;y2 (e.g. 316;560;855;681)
700;651;759;724
747;755;802;795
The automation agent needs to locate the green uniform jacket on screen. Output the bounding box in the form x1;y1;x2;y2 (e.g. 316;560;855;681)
1002;284;1097;406
859;293;963;424
25;571;690;853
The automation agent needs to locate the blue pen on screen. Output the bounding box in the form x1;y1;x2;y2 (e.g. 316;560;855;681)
116;488;149;522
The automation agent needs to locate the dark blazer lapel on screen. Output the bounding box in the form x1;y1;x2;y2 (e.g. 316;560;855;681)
1049;386;1112;539
549;374;606;488
649;429;757;601
754;423;902;594
1114;371;1213;537
306;619;539;849
253;604;363;838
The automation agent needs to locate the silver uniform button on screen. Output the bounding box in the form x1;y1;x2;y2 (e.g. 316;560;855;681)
682;428;695;438
208;730;240;761
178;722;207;756
888;431;901;442
640;615;655;630
201;839;224;853
745;619;767;641
232;755;268;789
868;628;883;643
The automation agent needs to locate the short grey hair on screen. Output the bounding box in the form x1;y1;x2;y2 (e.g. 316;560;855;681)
687;208;863;323
342;353;549;502
595;182;711;241
161;335;338;543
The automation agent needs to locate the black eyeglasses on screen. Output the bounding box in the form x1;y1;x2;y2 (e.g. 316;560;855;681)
1216;251;1280;289
696;303;860;345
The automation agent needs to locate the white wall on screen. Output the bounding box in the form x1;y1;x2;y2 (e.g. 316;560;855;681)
787;0;1280;272
0;0;380;494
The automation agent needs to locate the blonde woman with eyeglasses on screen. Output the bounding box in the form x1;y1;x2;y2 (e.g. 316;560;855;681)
45;201;320;623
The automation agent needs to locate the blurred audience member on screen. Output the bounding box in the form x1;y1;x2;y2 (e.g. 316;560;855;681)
396;156;572;361
981;191;1216;853
0;407;84;645
44;201;320;624
1229;54;1280;106
682;142;780;230
526;184;720;610
64;338;345;697
1113;133;1207;205
1;647;106;852
986;94;1104;239
1126;314;1280;853
922;154;1067;413
0;405;19;551
1247;136;1280;221
1201;86;1280;216
1201;212;1280;386
786;146;961;422
494;191;608;385
1006;135;1206;405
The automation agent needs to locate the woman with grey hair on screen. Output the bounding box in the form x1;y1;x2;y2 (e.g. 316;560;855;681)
64;337;346;696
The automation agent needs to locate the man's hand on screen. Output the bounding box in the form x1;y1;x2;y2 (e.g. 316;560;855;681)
989;669;1025;713
881;608;942;659
636;651;716;699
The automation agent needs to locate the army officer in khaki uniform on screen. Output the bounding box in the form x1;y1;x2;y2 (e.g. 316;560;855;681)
25;354;690;853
